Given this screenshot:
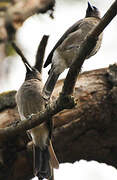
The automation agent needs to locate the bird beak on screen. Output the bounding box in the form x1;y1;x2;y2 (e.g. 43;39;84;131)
88;2;94;11
25;63;33;72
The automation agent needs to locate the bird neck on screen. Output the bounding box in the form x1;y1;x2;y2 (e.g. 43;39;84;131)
85;11;101;19
25;74;41;81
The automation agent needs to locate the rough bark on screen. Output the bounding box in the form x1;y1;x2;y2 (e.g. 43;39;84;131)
52;66;117;165
0;64;117;179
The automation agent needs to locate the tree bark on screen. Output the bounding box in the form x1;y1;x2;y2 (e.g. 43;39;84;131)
0;64;117;179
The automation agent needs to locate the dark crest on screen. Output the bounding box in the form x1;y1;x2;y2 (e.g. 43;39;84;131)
86;2;101;18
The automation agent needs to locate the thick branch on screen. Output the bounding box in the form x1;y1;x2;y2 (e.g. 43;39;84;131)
52;65;117;166
62;0;117;96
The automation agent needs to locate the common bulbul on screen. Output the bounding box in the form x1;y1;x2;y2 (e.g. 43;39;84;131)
13;42;59;180
43;2;103;99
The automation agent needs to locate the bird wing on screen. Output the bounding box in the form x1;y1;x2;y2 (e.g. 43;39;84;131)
44;19;83;68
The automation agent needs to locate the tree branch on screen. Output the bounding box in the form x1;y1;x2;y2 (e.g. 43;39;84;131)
0;1;117;178
0;1;117;142
0;0;117;142
0;94;75;140
62;0;117;96
1;65;117;180
35;35;49;73
12;42;31;68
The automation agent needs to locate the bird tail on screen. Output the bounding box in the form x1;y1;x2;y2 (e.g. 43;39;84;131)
49;140;59;169
33;145;52;179
43;69;60;100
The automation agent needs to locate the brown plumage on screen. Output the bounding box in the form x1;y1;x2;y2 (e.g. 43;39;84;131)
13;41;59;180
43;2;103;100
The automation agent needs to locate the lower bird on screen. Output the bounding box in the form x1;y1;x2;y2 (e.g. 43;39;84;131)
43;2;103;100
13;42;59;180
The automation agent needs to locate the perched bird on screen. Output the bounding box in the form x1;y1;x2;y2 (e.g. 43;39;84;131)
43;2;103;99
12;40;59;180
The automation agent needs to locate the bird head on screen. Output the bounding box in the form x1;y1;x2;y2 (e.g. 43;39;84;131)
24;63;42;81
85;2;101;18
12;42;42;81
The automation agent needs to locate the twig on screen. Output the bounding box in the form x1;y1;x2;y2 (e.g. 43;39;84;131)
12;42;31;68
35;35;49;73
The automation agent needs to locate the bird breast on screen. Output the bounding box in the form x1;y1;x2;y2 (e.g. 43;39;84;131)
16;79;44;120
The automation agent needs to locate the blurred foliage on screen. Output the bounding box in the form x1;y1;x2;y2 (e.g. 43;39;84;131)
0;0;11;2
5;42;16;56
0;2;11;9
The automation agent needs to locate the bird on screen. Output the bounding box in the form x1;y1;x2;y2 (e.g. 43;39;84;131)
43;2;103;100
12;40;59;180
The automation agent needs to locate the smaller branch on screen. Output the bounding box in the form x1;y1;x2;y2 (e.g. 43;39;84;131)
92;1;117;37
62;0;117;96
62;37;96;96
12;42;31;68
35;35;49;73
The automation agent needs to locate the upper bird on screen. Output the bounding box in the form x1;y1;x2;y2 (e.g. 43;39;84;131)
12;38;59;180
43;2;103;100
